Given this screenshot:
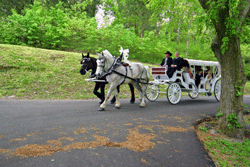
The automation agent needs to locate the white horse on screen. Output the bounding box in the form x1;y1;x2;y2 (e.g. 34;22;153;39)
95;50;150;111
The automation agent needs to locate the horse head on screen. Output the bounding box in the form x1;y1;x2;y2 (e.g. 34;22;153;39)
95;50;115;79
80;53;96;75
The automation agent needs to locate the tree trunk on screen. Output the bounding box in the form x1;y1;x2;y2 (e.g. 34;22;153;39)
198;0;250;139
186;18;191;59
177;18;181;45
211;35;246;139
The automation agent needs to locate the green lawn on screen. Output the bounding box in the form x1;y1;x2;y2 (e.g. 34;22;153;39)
1;44;250;100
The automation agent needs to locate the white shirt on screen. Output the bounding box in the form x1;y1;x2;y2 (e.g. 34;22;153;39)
164;58;168;66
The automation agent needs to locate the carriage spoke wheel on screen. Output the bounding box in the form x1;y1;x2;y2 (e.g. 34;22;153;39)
188;83;199;99
214;79;221;101
167;83;182;105
146;84;159;102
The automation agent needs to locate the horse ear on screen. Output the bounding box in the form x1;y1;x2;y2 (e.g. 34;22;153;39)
102;52;104;57
87;53;89;57
82;53;84;58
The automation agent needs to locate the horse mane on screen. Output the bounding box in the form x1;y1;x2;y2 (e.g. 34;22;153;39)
101;50;114;59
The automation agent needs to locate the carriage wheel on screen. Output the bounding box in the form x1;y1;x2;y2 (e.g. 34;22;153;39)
188;83;199;99
167;83;182;105
214;79;221;101
146;84;159;102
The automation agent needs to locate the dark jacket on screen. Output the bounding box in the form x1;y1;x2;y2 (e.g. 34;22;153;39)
172;57;184;70
160;57;173;72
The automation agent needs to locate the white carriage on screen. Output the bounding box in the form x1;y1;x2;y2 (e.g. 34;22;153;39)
146;59;221;104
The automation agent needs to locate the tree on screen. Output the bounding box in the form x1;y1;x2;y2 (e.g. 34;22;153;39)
198;0;250;139
0;0;34;17
147;0;203;57
105;0;158;37
148;0;250;139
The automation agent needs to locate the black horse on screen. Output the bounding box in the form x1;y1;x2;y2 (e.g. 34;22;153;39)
80;53;135;104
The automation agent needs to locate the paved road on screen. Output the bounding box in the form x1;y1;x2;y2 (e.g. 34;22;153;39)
1;97;249;167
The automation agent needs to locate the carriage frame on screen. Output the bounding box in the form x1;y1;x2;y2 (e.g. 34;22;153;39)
146;59;221;104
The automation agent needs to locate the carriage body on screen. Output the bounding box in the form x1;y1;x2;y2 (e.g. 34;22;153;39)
146;59;221;104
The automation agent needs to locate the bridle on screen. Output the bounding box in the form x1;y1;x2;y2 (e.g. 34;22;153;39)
96;57;117;78
81;57;96;73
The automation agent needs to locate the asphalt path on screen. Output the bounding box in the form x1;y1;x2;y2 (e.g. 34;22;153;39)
1;96;250;167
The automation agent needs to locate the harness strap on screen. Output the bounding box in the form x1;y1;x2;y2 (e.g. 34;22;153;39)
119;66;127;85
112;70;149;84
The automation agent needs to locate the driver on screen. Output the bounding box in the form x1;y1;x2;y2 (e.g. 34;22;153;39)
160;51;173;77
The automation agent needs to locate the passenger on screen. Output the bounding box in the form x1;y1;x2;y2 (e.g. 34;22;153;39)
160;51;173;77
195;66;202;87
182;60;193;78
168;52;184;78
205;66;213;90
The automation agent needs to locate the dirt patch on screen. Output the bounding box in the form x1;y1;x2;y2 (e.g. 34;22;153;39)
73;127;88;135
0;135;3;138
157;125;192;132
117;129;156;152
7;125;158;157
10;138;27;142
146;119;161;122
59;137;75;141
26;132;40;137
0;149;10;153
141;158;149;164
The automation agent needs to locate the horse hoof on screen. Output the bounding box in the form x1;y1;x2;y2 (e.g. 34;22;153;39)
130;100;135;104
110;101;115;104
98;107;105;111
115;106;121;109
139;104;145;108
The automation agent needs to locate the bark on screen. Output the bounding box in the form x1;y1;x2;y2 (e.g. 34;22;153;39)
212;36;246;139
198;0;250;139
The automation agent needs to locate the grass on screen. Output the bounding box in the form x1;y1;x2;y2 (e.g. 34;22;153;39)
1;44;250;100
196;114;250;167
0;44;156;100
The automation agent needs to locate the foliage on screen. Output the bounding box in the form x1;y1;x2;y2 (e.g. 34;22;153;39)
199;126;208;132
216;112;223;118
226;114;243;129
205;138;250;167
0;0;249;68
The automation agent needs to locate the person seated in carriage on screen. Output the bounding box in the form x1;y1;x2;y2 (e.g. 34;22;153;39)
195;66;203;87
168;52;184;78
205;66;213;90
160;51;173;77
182;60;193;78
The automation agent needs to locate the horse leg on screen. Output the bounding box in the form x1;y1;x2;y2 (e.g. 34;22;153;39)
132;82;145;107
128;83;135;103
99;83;116;111
139;84;147;107
100;83;106;104
93;83;104;103
110;85;120;104
114;89;121;109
